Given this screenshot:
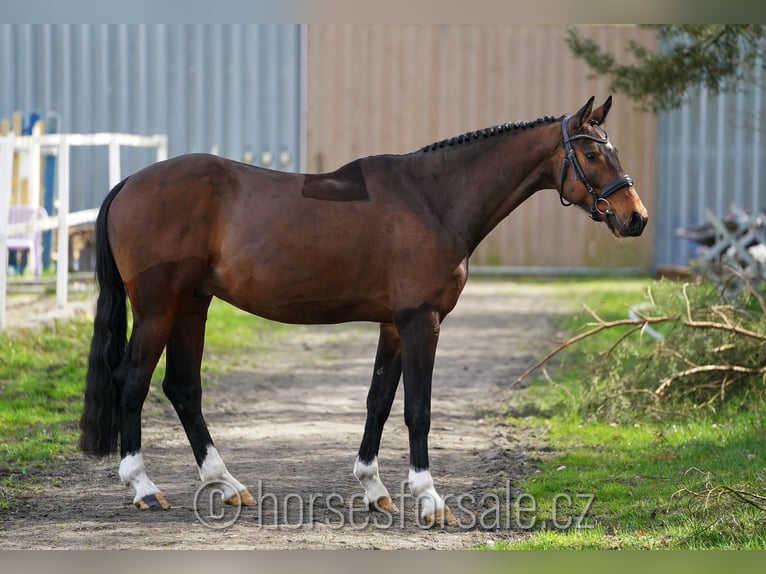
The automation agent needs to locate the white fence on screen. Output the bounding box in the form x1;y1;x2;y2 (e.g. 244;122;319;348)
0;131;168;330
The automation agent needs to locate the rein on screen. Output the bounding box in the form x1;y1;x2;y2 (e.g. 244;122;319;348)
558;115;633;221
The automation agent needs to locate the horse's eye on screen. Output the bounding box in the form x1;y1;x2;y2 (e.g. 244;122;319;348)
585;152;598;161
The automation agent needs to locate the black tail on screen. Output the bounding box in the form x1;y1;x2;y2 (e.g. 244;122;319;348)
79;178;130;456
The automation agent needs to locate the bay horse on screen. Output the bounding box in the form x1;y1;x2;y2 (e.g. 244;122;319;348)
79;96;647;525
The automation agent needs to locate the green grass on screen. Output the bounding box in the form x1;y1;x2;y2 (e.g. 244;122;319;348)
495;411;766;549
0;318;91;479
491;277;766;550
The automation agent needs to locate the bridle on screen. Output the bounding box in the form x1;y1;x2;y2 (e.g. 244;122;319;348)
558;115;633;221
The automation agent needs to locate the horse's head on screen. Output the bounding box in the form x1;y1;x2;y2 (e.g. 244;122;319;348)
557;96;648;237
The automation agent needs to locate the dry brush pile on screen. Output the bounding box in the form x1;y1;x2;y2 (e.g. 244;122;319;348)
519;273;766;421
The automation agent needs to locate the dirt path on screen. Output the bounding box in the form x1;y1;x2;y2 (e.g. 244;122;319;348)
1;279;568;549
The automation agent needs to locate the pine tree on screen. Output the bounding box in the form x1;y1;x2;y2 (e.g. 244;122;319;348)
566;25;766;112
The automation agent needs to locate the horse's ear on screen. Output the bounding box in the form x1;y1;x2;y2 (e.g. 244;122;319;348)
589;95;613;125
571;96;595;131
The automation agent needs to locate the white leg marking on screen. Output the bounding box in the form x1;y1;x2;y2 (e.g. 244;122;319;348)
199;445;246;499
119;452;161;504
353;457;392;506
408;468;445;518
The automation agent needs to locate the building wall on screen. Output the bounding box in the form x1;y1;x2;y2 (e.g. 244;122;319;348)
0;24;303;211
306;25;657;270
654;71;766;267
2;24;666;271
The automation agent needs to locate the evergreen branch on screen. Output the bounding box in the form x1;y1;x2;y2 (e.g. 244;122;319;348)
566;25;766;112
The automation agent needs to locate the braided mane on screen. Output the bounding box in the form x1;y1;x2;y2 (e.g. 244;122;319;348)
420;115;562;153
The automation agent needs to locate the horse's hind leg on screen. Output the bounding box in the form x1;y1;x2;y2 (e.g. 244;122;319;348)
117;313;175;510
162;296;255;506
354;322;402;513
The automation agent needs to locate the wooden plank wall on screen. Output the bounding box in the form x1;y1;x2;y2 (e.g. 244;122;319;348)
306;25;657;270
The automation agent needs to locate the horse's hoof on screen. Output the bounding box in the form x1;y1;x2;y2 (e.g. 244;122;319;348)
225;489;257;507
134;493;171;511
370;496;399;513
422;506;457;528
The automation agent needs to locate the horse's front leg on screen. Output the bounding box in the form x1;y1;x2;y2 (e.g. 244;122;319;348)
396;306;456;527
354;322;402;513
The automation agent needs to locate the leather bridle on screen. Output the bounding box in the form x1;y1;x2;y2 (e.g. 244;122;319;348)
558;115;633;221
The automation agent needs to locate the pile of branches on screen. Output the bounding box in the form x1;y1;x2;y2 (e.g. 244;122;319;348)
518;273;766;420
676;205;766;288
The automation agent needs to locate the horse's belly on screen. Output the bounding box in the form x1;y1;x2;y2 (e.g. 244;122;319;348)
234;297;393;325
208;260;393;325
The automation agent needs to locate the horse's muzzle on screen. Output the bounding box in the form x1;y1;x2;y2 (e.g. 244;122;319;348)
606;209;648;237
626;209;648;237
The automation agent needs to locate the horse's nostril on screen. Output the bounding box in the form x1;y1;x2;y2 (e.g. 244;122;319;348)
629;210;647;234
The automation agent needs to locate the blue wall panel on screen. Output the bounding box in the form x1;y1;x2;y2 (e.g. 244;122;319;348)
0;24;303;211
654;61;766;267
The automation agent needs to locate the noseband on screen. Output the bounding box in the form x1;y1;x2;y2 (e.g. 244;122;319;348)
558;115;633;221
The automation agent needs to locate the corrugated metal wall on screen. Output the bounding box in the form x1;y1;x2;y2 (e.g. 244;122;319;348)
0;24;303;211
654;66;766;267
306;25;657;270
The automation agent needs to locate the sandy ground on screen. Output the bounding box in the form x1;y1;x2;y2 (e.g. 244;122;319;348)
0;278;570;549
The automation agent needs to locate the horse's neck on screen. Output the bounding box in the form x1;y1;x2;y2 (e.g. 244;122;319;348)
408;123;560;255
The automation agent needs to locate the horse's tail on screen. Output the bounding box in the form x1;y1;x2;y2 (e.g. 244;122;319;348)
79;178;130;456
